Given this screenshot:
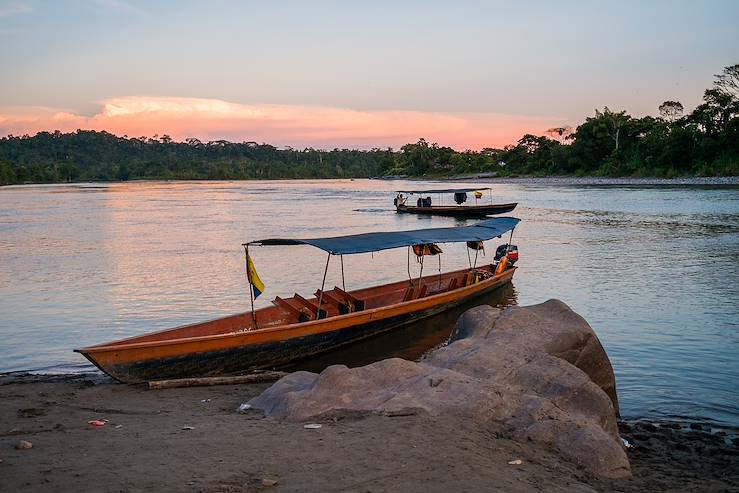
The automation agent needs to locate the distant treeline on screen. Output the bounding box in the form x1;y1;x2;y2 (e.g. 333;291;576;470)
0;64;737;185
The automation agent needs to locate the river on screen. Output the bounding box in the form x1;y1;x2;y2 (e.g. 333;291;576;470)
0;179;737;426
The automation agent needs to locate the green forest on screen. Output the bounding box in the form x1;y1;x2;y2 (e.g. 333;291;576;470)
1;64;737;186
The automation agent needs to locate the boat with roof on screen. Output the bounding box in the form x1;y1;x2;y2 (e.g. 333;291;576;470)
394;187;517;218
75;217;521;383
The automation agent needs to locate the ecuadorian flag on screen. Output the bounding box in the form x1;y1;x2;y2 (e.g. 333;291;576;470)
246;253;265;298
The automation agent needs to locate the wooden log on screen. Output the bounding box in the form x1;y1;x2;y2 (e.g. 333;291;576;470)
148;371;288;390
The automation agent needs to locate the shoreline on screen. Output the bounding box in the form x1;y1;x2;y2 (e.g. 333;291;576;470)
421;174;739;186
2;374;737;492
6;371;739;432
2;175;738;190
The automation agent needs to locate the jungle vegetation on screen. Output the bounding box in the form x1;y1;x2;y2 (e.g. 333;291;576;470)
1;64;737;185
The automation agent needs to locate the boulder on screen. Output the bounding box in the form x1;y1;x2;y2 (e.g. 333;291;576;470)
248;299;630;478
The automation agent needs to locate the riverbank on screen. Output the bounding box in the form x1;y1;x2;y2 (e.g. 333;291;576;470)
3;174;739;189
1;373;736;492
432;174;739;186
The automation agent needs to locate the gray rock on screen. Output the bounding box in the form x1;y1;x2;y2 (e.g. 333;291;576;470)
15;440;33;450
248;299;630;478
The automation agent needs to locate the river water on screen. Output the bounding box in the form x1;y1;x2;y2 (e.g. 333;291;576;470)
1;180;737;426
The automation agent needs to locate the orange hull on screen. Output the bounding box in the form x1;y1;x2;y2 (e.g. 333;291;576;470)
76;265;515;383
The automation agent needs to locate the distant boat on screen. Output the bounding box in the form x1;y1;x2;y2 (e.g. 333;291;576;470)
75;218;521;383
394;187;517;218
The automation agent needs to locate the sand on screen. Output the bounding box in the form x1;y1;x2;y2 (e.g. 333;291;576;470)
1;374;737;493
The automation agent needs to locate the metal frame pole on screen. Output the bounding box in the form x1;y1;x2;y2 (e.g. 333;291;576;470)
507;228;515;253
317;252;331;319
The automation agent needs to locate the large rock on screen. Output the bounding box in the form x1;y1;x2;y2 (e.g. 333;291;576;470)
248;299;630;479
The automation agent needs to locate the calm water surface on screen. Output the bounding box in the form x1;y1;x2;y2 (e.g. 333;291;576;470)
0;180;737;425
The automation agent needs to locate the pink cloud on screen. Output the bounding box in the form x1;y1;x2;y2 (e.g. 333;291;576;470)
0;96;566;150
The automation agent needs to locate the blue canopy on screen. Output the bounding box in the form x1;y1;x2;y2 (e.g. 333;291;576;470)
395;187;491;194
249;217;520;255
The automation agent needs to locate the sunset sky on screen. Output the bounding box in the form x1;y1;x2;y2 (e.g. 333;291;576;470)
1;0;737;150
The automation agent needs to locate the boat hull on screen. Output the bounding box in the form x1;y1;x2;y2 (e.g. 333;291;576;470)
77;267;515;383
396;203;517;218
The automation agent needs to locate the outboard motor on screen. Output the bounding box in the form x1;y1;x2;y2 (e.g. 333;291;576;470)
494;244;519;265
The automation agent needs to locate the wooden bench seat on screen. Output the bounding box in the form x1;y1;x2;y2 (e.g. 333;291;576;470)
333;286;365;311
314;290;351;315
293;293;327;319
272;296;311;323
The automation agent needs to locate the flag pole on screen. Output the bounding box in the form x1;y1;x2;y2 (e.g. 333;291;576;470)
244;244;258;329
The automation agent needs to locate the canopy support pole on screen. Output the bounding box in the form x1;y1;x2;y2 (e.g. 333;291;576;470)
418;253;425;289
407;246;412;284
340;254;346;291
507;228;515;253
244;244;258;330
438;254;442;291
317;252;331;319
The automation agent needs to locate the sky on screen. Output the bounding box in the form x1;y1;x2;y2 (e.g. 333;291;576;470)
1;0;737;150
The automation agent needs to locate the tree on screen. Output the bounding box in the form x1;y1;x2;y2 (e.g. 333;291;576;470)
658;101;684;122
545;126;573;144
714;63;739;99
594;107;629;152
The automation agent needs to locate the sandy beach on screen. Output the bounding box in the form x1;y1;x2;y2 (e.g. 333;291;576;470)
2;373;737;493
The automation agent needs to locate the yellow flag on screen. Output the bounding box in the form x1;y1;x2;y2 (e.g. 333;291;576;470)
246;253;265;298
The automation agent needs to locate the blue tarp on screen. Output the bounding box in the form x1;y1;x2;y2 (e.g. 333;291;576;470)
249;217;520;255
395;187;491;194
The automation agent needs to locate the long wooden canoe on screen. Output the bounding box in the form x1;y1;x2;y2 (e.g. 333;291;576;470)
75;264;515;383
397;202;518;218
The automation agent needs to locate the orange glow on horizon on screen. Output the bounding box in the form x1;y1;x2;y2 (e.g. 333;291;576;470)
0;97;566;150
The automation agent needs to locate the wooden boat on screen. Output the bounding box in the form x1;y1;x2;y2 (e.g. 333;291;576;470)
396;202;518;218
76;218;521;383
395;187;518;218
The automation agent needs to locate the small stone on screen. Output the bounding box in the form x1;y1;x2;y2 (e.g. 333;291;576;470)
508;459;523;465
639;422;657;432
261;478;279;487
181;426;194;431
303;423;322;429
15;440;33;450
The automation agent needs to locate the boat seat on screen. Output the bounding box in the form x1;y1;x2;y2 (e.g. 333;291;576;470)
293;293;327;320
402;286;415;302
272;296;311;323
459;273;469;287
314;290;351;315
333;286;365;311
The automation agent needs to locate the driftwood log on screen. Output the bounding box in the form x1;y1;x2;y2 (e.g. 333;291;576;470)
148;371;288;390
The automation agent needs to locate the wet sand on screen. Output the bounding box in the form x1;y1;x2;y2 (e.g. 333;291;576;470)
1;374;737;493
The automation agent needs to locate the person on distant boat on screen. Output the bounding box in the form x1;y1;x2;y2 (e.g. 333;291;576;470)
417;197;423;207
